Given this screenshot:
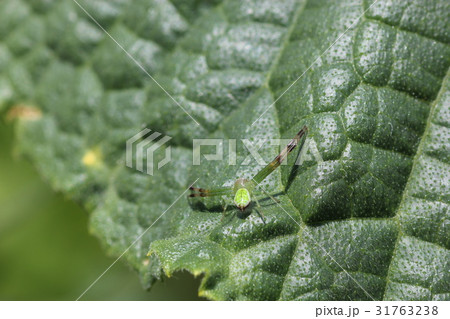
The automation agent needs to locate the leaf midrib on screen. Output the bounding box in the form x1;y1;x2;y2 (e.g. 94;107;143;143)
381;68;450;299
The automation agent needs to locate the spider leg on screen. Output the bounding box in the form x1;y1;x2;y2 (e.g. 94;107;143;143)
189;186;233;197
258;186;280;203
253;197;266;225
251;126;308;185
220;202;229;222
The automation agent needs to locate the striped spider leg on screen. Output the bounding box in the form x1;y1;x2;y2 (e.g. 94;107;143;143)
189;126;308;223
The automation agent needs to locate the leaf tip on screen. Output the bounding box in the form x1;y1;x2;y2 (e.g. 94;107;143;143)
192;270;204;277
6;104;42;122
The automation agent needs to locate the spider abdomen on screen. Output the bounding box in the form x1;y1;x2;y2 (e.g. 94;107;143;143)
234;188;251;211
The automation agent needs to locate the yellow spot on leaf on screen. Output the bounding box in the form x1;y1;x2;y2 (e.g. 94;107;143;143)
82;148;102;167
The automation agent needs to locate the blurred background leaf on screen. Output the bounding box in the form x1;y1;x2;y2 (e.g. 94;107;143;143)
0;118;201;300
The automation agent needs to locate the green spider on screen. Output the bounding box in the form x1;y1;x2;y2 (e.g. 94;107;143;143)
189;126;308;223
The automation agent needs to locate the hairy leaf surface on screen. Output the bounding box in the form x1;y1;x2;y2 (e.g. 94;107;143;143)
1;0;449;300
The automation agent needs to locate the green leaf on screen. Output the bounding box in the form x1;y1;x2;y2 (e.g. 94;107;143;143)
2;0;449;300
